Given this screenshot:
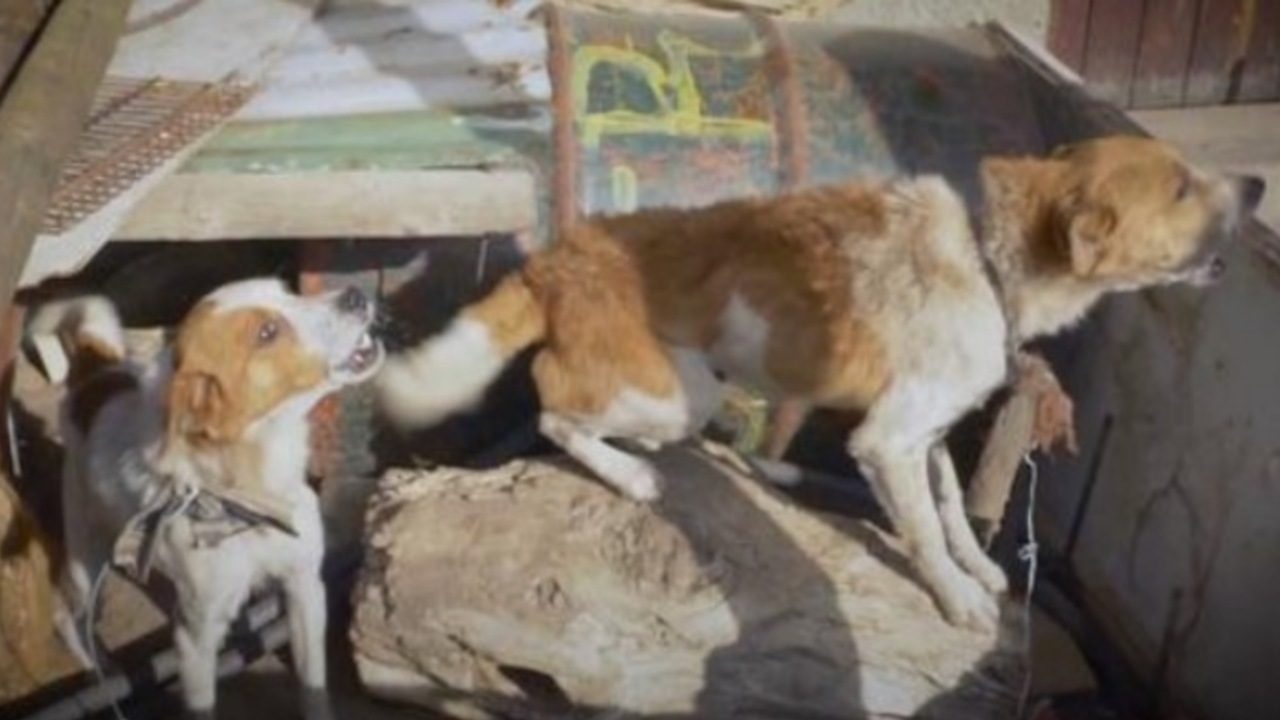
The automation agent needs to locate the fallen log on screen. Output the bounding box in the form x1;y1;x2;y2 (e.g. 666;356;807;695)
351;444;1025;719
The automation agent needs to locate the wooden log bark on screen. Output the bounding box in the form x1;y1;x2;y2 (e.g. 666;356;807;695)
0;0;132;308
351;445;1026;720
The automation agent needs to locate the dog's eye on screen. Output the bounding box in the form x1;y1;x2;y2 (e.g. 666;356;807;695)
257;320;279;346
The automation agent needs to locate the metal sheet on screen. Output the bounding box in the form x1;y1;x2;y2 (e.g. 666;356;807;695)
554;9;1046;217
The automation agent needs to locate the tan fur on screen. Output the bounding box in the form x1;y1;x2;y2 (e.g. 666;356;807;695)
981;135;1251;339
380;135;1262;628
168;304;328;444
521;185;898;420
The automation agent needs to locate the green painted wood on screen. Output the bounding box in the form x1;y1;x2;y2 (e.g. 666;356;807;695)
183;110;551;174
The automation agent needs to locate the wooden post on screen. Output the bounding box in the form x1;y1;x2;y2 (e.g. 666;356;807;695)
0;0;132;308
0;0;128;696
0;0;48;90
965;352;1078;547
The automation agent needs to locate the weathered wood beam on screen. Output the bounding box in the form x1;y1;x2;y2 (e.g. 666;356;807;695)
0;0;132;307
0;0;48;92
111;169;537;241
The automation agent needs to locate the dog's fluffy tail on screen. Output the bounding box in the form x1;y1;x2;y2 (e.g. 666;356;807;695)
26;296;126;386
375;272;546;428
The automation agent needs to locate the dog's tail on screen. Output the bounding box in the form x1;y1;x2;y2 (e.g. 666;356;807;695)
375;272;546;428
25;296;126;386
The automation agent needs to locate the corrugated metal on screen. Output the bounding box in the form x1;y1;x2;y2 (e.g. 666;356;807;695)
240;0;552;120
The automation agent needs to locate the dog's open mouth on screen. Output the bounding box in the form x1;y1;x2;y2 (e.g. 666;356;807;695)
1186;254;1228;286
339;331;382;373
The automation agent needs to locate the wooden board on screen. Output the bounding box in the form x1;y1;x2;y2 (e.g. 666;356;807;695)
1239;0;1280;101
112;169;537;241
1079;0;1146;105
1048;0;1091;72
1185;0;1248;105
1049;0;1280;108
1131;0;1200;108
0;0;47;91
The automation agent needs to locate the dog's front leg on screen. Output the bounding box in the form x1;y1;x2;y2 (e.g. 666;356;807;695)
285;569;334;720
928;443;1009;595
848;433;998;631
174;613;230;719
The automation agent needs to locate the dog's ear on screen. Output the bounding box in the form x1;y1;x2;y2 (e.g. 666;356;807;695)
166;369;242;444
1066;204;1118;277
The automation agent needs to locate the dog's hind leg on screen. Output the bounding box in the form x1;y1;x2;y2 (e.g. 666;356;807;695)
531;347;706;502
56;489;112;669
929;443;1008;595
539;413;664;501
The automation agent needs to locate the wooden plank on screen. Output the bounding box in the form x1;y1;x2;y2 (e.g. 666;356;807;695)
0;0;131;308
1048;0;1093;71
1131;104;1280;165
1239;0;1280;101
184;113;540;175
0;0;47;92
1079;0;1146;106
1185;0;1248;105
1131;0;1201;108
105;169;537;241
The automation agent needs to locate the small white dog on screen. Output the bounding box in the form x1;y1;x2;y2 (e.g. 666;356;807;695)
29;278;383;719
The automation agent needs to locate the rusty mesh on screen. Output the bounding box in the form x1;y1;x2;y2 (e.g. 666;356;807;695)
40;76;254;235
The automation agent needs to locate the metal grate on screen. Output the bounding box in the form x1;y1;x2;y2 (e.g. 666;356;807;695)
40;75;255;235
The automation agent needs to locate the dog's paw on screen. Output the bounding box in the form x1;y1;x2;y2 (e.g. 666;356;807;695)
610;456;665;502
302;687;337;720
968;556;1010;597
937;570;1000;633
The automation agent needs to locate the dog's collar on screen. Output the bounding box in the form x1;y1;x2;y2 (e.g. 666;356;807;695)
114;480;298;583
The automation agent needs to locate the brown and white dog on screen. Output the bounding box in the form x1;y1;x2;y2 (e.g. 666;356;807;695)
29;278;383;719
374;136;1264;630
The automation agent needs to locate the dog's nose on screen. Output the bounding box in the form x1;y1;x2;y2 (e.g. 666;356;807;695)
336;286;369;314
1238;175;1266;214
1209;256;1227;280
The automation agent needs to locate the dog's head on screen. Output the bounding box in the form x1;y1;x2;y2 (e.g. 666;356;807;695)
165;278;384;445
1049;135;1264;288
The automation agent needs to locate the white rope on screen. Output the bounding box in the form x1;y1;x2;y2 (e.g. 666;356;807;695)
83;482;199;720
1016;453;1040;720
83;564;129;720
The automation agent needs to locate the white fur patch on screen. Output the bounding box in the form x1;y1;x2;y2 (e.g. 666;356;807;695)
375;317;507;427
592;386;692;444
708;294;777;396
27;296;126;384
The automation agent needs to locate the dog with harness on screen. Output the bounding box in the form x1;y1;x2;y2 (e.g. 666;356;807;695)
29;278;383;720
